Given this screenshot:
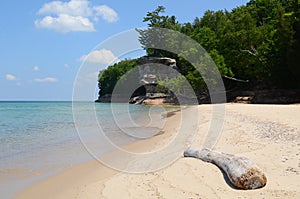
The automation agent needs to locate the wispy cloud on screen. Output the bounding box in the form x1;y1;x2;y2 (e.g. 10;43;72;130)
33;66;40;71
79;49;119;65
5;74;17;81
34;77;58;83
35;0;118;33
94;5;118;23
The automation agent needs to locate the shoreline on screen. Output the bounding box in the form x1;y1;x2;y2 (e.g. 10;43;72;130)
15;104;300;199
14;105;185;199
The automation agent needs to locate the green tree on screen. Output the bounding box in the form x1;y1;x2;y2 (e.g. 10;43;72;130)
270;3;296;87
98;0;300;102
98;59;137;96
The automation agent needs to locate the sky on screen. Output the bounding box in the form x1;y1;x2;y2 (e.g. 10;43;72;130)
0;0;250;101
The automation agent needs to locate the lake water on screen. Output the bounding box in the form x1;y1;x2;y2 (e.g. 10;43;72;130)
0;101;171;198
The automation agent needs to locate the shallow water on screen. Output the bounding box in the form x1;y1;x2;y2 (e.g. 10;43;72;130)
0;101;173;198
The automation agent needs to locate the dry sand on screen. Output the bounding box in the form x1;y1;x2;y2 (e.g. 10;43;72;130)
15;104;300;199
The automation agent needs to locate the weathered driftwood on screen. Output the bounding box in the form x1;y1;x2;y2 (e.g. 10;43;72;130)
184;148;267;190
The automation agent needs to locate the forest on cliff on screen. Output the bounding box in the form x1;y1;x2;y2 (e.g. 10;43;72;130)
98;0;300;101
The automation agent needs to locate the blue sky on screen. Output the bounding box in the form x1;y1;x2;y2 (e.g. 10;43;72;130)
0;0;249;101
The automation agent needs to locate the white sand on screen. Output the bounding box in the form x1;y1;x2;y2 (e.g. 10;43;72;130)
15;104;300;199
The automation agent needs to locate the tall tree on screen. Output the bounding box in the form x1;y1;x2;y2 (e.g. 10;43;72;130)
98;0;300;101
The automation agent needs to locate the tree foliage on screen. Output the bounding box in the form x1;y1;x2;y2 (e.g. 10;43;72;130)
98;59;137;97
98;0;300;99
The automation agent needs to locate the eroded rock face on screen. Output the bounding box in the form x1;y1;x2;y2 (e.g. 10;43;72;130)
129;93;170;105
97;57;180;104
137;57;178;85
95;94;111;103
127;57;180;105
137;56;177;67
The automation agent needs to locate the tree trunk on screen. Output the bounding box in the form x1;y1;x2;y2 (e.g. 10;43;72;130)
184;148;267;190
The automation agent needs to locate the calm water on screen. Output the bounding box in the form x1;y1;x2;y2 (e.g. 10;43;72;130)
0;101;170;198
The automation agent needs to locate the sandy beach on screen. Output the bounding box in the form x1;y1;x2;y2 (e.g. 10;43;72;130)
14;104;300;199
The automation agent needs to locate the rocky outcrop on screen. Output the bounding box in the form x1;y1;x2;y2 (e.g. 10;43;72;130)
229;90;300;104
96;56;300;104
137;56;178;86
96;56;180;104
95;94;112;103
133;57;182;104
129;93;174;105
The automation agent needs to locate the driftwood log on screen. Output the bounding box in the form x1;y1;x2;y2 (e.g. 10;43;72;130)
184;148;267;190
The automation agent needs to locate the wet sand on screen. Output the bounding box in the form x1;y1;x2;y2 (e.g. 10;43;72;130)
15;104;300;199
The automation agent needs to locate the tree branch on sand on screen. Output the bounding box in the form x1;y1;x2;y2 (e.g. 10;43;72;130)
184;148;267;190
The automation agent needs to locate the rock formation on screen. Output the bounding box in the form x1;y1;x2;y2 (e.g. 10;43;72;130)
128;57;179;104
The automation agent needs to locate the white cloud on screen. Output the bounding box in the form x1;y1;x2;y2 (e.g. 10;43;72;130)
35;14;95;33
34;77;58;83
79;49;119;64
6;74;17;81
33;66;39;71
35;0;118;33
37;0;92;17
94;5;119;23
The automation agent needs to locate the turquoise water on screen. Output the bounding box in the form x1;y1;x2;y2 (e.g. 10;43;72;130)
0;101;170;198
